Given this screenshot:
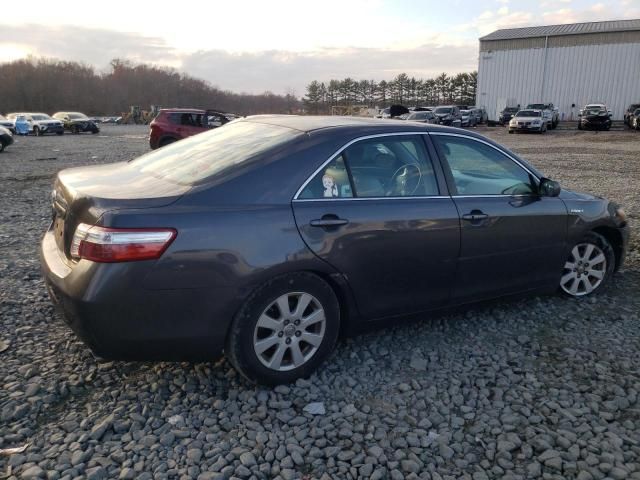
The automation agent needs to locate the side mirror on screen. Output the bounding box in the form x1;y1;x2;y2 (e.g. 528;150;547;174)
539;178;561;197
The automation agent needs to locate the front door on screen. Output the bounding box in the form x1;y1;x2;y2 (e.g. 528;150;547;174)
292;134;460;320
430;133;567;302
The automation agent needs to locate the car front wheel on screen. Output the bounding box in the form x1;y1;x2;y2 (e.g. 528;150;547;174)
226;272;340;385
560;232;615;297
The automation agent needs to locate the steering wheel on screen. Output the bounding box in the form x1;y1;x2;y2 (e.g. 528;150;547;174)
387;164;422;196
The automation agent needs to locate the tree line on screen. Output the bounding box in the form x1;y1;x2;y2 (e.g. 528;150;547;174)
0;57;299;116
303;72;477;114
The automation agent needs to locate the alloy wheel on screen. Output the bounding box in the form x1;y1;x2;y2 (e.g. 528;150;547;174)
253;292;326;371
560;243;607;296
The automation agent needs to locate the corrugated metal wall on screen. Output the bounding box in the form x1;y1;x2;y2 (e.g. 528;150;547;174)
477;42;640;120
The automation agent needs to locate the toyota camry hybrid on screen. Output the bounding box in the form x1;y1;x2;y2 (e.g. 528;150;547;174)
40;116;629;384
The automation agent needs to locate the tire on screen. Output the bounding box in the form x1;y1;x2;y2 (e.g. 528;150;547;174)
578;122;582;130
56;131;64;136
226;272;340;385
159;137;176;147
559;232;615;297
34;126;41;136
72;125;80;134
508;129;514;134
0;142;4;153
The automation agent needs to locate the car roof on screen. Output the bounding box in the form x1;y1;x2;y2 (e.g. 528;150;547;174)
239;115;496;139
160;108;206;113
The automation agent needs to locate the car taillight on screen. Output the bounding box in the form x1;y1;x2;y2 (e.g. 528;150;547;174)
70;223;176;262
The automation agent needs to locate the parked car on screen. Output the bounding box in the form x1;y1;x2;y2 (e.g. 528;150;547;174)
525;103;559;129
472;107;488;124
7;112;64;136
52;112;100;134
508;109;547;134
0;126;14;152
149;108;231;149
40;116;629;384
623;103;640;126
405;111;438;124
433;106;462;126
498;107;519;125
578;104;612;131
460;110;477;127
0;114;15;133
13;115;30;135
376;107;391;119
629;108;640;130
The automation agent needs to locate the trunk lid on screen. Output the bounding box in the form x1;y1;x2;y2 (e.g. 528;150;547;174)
51;161;190;259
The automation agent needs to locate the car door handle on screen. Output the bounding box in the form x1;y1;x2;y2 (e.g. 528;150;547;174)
461;211;489;222
310;217;349;227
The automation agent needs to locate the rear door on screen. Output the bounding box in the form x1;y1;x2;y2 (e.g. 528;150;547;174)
430;133;567;302
292;134;460;320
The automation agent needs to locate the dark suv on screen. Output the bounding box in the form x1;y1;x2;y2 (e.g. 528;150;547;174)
149;108;232;149
53;112;100;134
433;106;462;127
624;103;640;126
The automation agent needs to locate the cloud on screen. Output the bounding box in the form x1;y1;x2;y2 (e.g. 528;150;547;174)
0;24;180;68
0;23;478;95
181;44;478;95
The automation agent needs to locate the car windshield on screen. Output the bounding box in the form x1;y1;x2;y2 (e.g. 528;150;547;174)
407;112;429;120
435;107;452;114
515;110;540;117
460;110;470;115
526;104;545;110
69;113;88;119
31;114;51;121
585;106;605;115
504;108;518;113
132;121;300;185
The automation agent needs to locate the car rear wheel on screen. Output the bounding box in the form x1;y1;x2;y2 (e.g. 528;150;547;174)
34;126;41;136
560;232;614;297
0;142;4;153
72;125;80;134
226;272;340;385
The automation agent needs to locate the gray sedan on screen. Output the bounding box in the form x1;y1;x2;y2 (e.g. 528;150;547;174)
41;116;630;384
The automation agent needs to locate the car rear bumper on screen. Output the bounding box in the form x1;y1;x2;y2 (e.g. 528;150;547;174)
40;229;230;362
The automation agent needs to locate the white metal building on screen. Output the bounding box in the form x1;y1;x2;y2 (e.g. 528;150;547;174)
477;19;640;121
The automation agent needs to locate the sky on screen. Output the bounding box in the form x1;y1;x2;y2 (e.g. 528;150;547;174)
2;0;639;95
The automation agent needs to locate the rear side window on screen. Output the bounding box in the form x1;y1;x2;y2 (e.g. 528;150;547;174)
132;121;299;185
299;155;353;199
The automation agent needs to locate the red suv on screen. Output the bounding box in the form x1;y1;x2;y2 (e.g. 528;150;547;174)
149;108;232;149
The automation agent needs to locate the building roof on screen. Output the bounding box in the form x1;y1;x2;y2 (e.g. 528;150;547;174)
480;19;640;41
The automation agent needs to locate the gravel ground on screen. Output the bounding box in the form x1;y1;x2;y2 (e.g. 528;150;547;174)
1;125;639;480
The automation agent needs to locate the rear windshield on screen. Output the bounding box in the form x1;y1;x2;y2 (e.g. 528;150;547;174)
132;121;299;185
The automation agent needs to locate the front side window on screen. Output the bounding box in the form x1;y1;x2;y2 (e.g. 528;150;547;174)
298;135;439;199
432;135;536;196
